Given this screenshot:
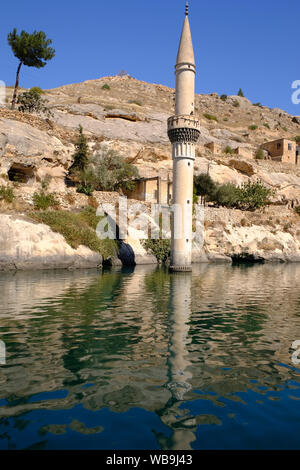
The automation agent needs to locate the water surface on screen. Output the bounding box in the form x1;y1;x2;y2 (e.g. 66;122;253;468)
0;264;299;449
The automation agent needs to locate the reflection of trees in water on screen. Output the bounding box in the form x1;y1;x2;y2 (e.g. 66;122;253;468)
0;264;300;449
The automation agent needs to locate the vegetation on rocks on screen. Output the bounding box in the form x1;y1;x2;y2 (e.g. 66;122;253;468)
33;190;59;210
224;145;234;154
238;88;244;97
0;185;14;203
142;239;171;264
255;148;265;160
204;113;218;122
17;87;52;116
294;206;300;216
194;174;274;211
30;206;118;260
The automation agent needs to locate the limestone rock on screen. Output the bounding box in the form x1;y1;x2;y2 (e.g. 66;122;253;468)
0;215;102;271
228;159;255;176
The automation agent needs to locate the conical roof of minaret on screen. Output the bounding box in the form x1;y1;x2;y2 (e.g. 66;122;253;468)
176;12;195;65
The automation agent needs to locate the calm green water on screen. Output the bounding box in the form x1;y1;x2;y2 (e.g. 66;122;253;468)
0;264;300;450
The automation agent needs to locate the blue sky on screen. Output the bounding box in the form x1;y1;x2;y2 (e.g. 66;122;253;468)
1;0;299;114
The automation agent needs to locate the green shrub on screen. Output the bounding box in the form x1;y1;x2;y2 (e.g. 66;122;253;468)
129;100;142;106
294;206;300;216
102;83;110;90
213;183;240;208
77;182;94;196
294;136;300;144
203;113;218;122
255;148;264;160
249;125;258;131
142;239;171;264
29;207;118;260
282;126;288;132
263;123;270;129
223;117;229;122
237;88;244;97
0;185;14;203
233;100;240;107
253;102;262;107
208;179;274;211
224;145;234;154
17;87;52;116
220;94;228;101
33;190;59;210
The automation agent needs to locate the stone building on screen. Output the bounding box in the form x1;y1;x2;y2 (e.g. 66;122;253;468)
261;138;298;164
205;142;221;154
124;176;173;204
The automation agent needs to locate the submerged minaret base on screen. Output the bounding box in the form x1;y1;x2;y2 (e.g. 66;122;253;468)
168;3;200;272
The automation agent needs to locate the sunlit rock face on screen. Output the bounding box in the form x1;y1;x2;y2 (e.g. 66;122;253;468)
0;214;102;271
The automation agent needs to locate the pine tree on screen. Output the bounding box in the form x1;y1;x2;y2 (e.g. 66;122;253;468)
69;126;90;174
237;88;244;97
7;29;55;109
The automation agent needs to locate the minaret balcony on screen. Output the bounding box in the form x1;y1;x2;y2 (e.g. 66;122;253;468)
167;115;200;144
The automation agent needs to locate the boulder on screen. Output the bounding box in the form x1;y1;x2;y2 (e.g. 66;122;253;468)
228;159;255;176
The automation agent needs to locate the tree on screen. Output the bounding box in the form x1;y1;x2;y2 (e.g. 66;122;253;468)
69;125;90;174
194;173;216;204
237;88;244;97
77;148;139;194
7;29;55;109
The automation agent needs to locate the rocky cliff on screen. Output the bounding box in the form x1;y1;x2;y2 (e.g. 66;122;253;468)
1;76;300;269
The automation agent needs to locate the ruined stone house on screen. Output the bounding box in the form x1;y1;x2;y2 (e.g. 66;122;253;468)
124;176;173;204
261;138;298;164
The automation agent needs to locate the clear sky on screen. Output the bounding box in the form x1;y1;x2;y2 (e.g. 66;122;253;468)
1;0;299;115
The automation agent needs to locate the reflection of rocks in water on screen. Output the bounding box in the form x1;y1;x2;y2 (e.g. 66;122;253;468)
103;385;145;413
39;420;103;436
39;424;67;436
196;414;222;426
69;419;103;435
0;264;300;449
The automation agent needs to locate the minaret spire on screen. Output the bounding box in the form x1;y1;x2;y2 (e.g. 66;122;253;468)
167;4;200;272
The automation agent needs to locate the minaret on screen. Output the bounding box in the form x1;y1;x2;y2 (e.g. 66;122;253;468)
168;2;200;272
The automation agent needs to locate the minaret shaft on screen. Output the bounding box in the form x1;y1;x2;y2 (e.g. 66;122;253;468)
168;8;200;272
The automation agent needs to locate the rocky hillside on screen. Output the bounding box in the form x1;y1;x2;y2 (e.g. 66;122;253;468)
1;75;300;269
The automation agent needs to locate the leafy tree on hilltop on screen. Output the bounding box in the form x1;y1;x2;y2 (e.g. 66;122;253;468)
7;29;55;109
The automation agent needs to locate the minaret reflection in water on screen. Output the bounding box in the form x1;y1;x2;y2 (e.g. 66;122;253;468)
156;272;197;450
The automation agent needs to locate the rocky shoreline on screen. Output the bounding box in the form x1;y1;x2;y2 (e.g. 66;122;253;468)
1;206;300;272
